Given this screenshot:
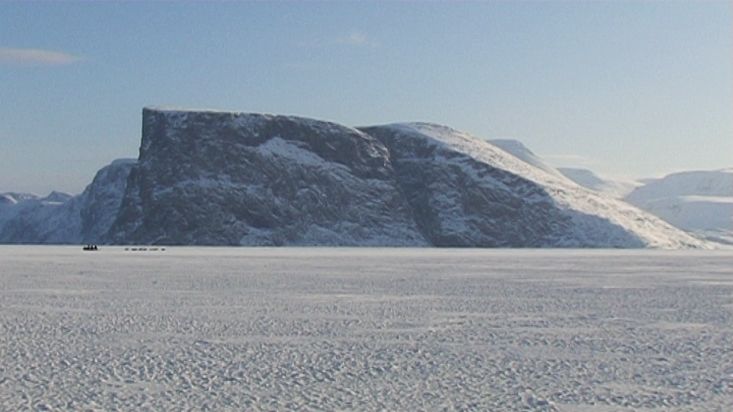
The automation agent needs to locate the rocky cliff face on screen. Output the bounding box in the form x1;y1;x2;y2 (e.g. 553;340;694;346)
78;159;137;242
106;109;426;245
362;124;574;247
0;108;709;248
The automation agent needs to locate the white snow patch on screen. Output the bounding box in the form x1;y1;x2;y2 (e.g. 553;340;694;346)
256;137;345;170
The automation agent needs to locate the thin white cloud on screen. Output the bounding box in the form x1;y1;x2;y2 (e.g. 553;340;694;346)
0;47;81;66
334;31;377;47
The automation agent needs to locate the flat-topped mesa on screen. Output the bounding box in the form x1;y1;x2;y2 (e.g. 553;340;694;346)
103;109;707;247
1;107;710;247
140;107;270;162
108;108;425;245
139;107;392;180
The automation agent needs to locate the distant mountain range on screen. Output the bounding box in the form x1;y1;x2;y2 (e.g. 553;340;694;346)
0;160;135;244
624;169;733;244
557;168;641;199
549;167;732;245
0;107;724;248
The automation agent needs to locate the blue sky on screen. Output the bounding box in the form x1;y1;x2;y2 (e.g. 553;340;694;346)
1;1;731;194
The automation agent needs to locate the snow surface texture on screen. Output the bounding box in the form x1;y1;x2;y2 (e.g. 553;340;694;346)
625;169;733;244
0;247;731;411
558;168;641;199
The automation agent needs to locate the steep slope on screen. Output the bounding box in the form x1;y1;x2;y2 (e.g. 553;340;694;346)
360;123;705;248
0;193;40;226
0;194;15;207
77;159;137;242
0;159;135;244
0;196;79;243
625;169;733;243
559;167;641;198
489;139;565;178
0;194;28;227
0;109;712;248
0;192;39;204
106;108;426;246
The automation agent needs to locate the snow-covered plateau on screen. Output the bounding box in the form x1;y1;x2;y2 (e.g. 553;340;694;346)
1;247;731;411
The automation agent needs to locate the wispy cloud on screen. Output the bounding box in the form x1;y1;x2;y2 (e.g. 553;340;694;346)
334;31;377;47
0;47;81;66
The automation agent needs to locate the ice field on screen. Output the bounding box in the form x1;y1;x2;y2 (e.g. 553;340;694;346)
1;247;732;411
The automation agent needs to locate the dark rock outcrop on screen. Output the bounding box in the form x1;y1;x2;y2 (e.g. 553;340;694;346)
106;109;426;245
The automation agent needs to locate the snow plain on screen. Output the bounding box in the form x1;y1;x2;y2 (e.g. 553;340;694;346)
1;247;732;411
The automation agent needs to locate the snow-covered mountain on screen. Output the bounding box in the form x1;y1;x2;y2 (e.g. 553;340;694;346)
0;159;135;243
362;123;703;248
624;169;733;244
558;167;641;198
626;169;733;200
0;192;40;205
480;142;641;199
488;139;565;178
0;108;710;248
107;109;425;246
78;159;137;242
